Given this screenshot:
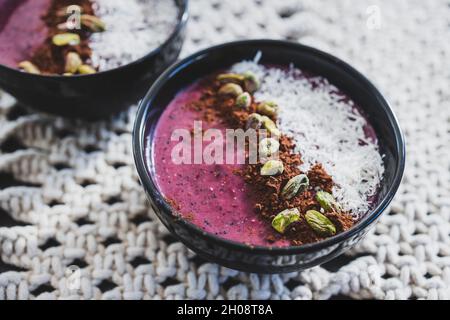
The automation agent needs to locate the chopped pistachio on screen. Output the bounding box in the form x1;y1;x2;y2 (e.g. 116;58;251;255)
18;61;40;74
246;113;264;130
257;101;279;117
305;210;336;236
217;73;245;83
65;52;82;74
316;191;341;211
218;83;243;97
235;92;252;108
78;65;96;74
81;14;106;32
281;174;309;200
272;208;301;234
52;33;80;46
259;137;280;159
261;160;284;176
261;116;281;137
243;71;260;93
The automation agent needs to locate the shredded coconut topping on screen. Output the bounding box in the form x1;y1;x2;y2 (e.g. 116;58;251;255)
231;60;385;217
90;0;179;71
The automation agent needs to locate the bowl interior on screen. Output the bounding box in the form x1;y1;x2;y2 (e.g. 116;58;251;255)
135;40;405;251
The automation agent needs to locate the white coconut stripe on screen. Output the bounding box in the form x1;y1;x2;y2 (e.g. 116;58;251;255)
90;0;179;71
231;61;385;217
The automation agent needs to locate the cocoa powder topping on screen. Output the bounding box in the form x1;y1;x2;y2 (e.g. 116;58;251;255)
186;73;356;245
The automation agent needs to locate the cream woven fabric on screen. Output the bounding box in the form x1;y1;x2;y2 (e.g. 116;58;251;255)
0;0;449;300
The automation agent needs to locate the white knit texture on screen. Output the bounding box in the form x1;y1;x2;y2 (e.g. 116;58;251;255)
0;0;449;300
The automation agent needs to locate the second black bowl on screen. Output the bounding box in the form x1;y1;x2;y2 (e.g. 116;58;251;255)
0;0;188;120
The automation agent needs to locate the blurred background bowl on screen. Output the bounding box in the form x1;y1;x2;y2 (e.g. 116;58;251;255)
0;0;188;120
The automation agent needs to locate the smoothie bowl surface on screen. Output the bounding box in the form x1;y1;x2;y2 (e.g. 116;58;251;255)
0;0;188;119
133;40;405;273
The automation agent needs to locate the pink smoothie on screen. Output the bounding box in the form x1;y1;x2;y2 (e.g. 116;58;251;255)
149;76;380;248
0;0;51;68
149;83;289;247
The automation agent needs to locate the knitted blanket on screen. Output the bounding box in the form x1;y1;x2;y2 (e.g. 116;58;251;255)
0;0;449;300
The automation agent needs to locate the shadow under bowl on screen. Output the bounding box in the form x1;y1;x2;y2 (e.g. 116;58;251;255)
0;0;188;120
133;40;405;273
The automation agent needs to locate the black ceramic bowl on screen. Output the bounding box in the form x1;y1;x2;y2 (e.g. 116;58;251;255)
0;0;188;120
133;40;405;273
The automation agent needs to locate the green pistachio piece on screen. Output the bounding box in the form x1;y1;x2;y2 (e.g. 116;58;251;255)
316;191;341;211
65;52;82;73
81;14;106;32
218;83;243;97
257;101;279;117
18;61;40;74
217;73;245;83
52;33;80;46
259;137;280;158
243;71;260;93
305;210;336;236
78;65;96;74
281;174;309;200
235;92;252;108
272;208;300;234
261;160;284;176
246;113;264;130
261;116;281;137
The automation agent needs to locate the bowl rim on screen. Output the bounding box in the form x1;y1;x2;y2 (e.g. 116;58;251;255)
0;0;189;78
133;39;406;255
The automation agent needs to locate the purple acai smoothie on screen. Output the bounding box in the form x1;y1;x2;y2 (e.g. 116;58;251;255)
147;63;384;248
0;0;50;68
